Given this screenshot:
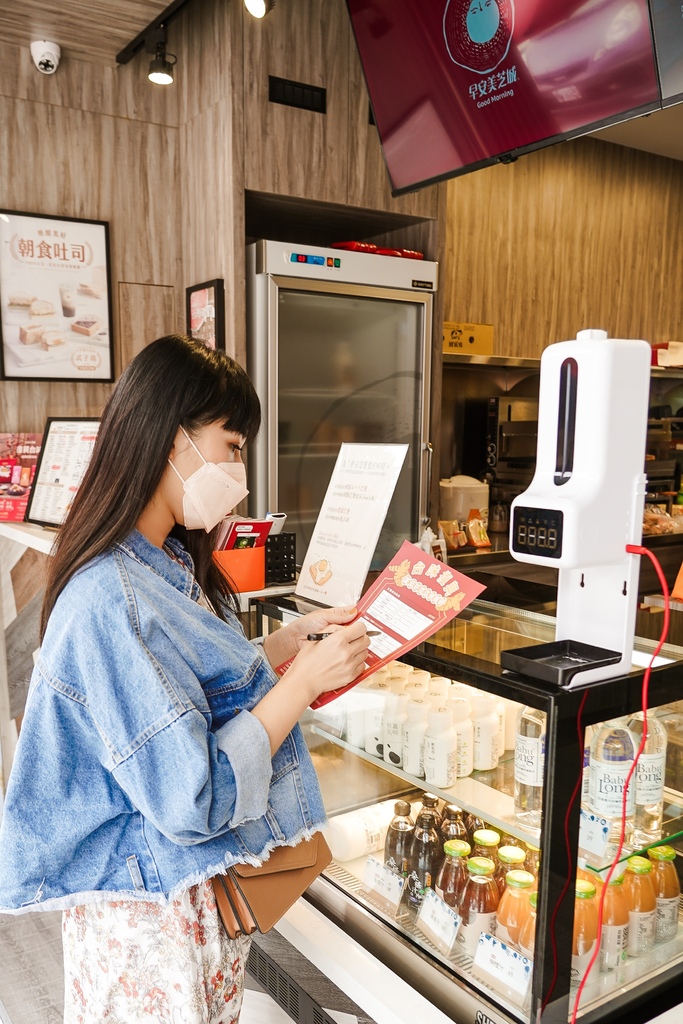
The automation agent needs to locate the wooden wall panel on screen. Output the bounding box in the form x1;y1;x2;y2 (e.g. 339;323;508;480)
443;138;683;358
0;39;177;127
117;283;177;372
242;0;350;204
0;40;182;434
175;0;245;363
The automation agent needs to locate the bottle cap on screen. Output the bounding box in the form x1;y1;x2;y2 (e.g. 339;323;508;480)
529;891;538;909
449;696;472;720
467;856;495;876
647;845;676;862
404;680;429;695
505;870;535;889
406;698;430;722
422;793;440;808
443;839;471;858
471;692;496;712
607;874;625;885
410;669;432;687
626;855;652;874
428;675;451;695
472;828;501;848
394;800;411;816
442;803;463;819
498;845;526;865
525;842;541;853
428;707;454;730
575;880;597;899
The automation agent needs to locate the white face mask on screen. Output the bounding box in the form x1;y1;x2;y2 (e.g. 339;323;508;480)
168;427;249;532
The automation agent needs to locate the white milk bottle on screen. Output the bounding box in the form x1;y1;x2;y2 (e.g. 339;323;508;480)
424;706;458;788
402;698;431;778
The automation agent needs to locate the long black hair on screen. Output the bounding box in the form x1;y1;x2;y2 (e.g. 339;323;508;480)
40;335;261;637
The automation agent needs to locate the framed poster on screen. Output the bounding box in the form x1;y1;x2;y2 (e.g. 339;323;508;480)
0;209;114;382
186;279;225;351
24;417;100;528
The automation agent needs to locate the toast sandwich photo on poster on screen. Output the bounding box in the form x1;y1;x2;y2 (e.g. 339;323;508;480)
277;540;486;708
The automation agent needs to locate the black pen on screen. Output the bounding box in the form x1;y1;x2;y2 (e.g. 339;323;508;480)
307;630;381;641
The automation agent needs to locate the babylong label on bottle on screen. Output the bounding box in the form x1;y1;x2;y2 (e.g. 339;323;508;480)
514;735;544;786
635;753;666;805
590;759;635;818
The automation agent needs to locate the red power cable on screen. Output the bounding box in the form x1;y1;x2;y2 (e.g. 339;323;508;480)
568;545;670;1023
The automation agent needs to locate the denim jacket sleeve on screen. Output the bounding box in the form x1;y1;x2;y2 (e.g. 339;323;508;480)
40;554;276;846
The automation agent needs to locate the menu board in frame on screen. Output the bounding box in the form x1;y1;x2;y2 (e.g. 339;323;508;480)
0;209;114;381
24;418;100;528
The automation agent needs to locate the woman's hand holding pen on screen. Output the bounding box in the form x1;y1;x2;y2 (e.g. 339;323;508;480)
261;604;358;668
252;619;370;754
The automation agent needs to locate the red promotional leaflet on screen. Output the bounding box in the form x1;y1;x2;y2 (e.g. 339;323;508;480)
276;541;486;708
0;433;42;522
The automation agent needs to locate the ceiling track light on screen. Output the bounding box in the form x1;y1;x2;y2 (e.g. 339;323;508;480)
245;0;276;18
146;25;177;85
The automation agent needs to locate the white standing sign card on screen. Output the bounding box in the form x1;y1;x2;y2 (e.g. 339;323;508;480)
471;934;532;1006
416;889;461;955
361;855;406;916
296;443;408;607
25;417;100;528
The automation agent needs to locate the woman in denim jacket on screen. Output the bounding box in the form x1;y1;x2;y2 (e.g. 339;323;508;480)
0;335;369;1023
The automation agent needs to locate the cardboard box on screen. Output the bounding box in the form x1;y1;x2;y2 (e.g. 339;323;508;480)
443;321;494;356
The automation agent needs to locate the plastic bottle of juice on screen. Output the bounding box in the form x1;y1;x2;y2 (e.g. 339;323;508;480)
571;880;599;981
384;800;414;877
406;810;442;911
440;804;469;846
519;891;537;959
623;855;656;957
471;828;501;864
647;845;681;944
495;869;535;947
599;874;629;972
435;839;471;907
456;856;500;957
494;846;527;896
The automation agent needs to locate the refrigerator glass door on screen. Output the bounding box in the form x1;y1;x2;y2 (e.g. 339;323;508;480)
274;280;430;569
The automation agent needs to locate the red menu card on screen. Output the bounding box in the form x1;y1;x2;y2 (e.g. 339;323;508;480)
276;541;486;708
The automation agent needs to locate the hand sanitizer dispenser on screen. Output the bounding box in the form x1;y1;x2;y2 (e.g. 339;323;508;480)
501;329;651;686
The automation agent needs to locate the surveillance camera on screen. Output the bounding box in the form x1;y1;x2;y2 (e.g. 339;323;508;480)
30;41;61;75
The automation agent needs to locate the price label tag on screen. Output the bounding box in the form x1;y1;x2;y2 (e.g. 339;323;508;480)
361;856;405;914
579;808;610;859
416;889;461;955
471;934;532;1005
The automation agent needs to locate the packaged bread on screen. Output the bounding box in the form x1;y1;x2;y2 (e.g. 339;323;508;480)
41;330;66;350
8;291;36;307
19;321;46;345
30;299;55;318
71;316;102;336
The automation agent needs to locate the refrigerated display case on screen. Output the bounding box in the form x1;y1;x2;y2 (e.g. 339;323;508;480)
246;240;436;568
252;594;683;1024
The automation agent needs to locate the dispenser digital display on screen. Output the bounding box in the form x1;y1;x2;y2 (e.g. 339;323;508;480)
512;506;563;559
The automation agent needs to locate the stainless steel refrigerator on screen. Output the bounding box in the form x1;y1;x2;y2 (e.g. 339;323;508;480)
246;239;438;570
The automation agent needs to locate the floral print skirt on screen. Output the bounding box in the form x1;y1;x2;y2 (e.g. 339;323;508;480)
62;880;252;1024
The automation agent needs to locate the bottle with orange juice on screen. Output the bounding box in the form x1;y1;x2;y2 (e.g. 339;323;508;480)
623;855;656;957
647;845;680;944
571;881;599;981
495;869;535;947
599;874;629;972
519;891;538;959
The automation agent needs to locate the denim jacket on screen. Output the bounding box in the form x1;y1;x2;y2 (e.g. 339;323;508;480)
0;530;326;914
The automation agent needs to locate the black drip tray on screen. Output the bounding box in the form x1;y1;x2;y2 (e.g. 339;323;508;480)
501;640;622;687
